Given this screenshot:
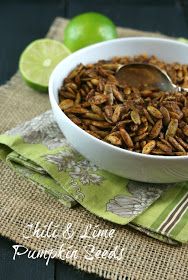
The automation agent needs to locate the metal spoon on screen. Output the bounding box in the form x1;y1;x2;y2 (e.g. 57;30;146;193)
115;63;188;93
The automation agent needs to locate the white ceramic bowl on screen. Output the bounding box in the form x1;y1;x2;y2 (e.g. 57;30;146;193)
49;37;188;183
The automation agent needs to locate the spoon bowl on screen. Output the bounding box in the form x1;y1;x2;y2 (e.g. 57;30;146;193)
115;63;188;93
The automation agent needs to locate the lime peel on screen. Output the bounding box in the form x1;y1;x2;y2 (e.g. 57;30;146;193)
64;12;117;52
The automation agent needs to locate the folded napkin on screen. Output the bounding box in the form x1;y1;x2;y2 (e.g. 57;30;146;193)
0;110;187;245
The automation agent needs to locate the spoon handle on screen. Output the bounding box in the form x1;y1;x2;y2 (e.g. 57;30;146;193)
176;86;188;93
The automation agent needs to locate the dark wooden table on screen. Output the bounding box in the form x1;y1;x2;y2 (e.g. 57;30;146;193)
0;1;188;279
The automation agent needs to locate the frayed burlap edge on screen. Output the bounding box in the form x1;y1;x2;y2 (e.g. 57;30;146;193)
0;17;187;280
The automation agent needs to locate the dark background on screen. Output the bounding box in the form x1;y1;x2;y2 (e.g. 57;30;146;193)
0;0;188;279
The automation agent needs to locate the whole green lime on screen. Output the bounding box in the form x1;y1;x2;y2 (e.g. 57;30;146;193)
64;12;117;52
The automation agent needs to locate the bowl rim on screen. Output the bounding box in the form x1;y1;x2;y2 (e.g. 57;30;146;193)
49;36;188;161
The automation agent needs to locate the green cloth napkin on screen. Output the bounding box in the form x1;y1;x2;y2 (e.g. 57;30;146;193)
0;111;187;245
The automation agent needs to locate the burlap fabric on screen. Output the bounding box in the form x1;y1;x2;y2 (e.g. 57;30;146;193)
0;17;187;280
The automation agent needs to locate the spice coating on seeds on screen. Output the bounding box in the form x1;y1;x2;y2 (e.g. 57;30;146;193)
59;54;188;156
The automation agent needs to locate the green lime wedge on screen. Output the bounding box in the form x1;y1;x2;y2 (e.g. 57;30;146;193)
19;39;71;92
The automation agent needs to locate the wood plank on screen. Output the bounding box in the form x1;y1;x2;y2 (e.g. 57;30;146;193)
181;0;188;26
55;260;104;280
0;2;66;84
67;0;188;37
0;237;54;280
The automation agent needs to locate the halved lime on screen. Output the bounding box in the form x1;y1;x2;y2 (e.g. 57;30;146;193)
19;39;71;92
